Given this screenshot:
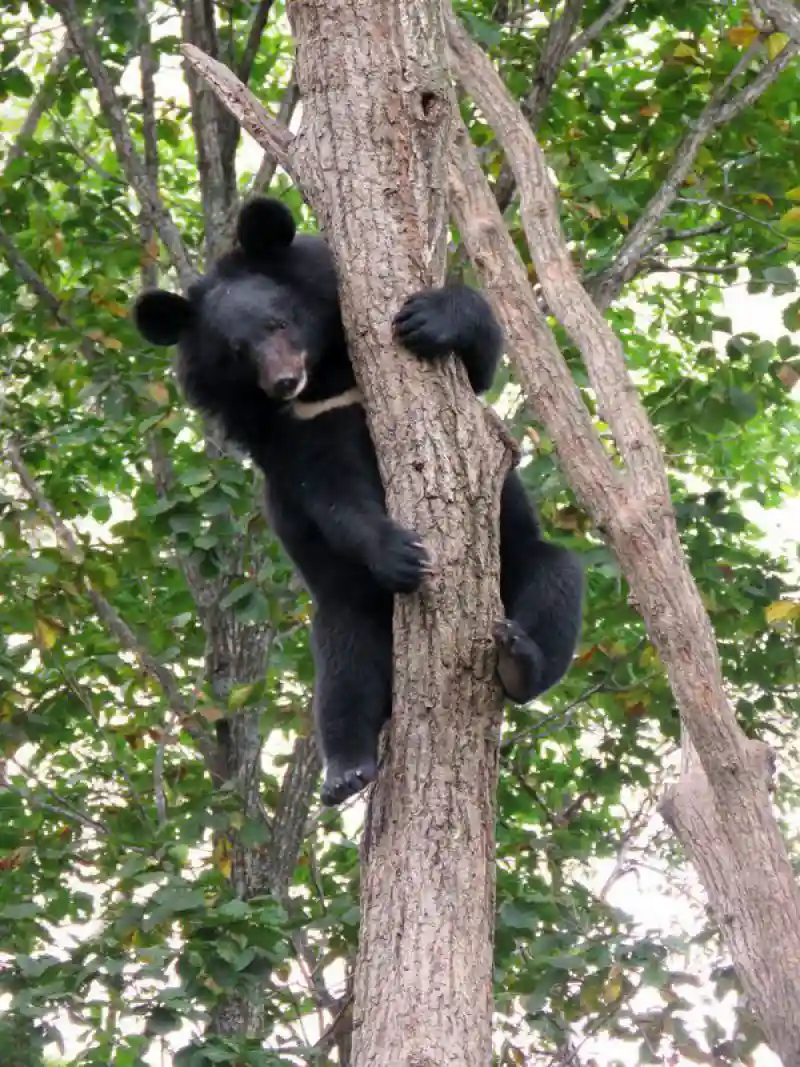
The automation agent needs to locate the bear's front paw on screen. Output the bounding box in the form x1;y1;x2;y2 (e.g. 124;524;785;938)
493;619;545;705
372;525;433;594
320;758;379;807
393;289;457;360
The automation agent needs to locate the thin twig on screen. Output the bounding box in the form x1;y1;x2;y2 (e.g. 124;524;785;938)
48;0;196;288
590;37;798;308
58;666;155;830
251;74;300;192
3;37;76;175
756;0;800;45
5;439;219;773
0;221;96;365
564;0;630;62
5;754;110;836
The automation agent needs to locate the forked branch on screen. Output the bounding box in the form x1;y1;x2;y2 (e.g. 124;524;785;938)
446;4;669;504
589;36;798;307
181;44;296;179
48;0;196;288
756;0;800;44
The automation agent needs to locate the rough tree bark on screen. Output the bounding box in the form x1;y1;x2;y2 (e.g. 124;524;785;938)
757;0;800;46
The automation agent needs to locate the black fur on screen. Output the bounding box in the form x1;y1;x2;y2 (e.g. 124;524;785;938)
133;198;583;806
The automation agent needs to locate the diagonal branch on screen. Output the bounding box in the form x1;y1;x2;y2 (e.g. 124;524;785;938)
495;0;630;212
0;221;100;365
3;36;76;176
251;74;300;192
237;0;277;84
714;37;798;124
588;36;798;308
5;439;221;776
47;0;196;289
446;4;669;503
564;0;630;63
756;0;800;45
181;44;297;181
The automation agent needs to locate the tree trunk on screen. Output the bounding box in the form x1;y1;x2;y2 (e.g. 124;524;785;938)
284;2;512;1064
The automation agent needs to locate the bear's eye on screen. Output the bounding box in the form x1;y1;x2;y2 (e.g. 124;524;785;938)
267;319;288;332
233;342;249;359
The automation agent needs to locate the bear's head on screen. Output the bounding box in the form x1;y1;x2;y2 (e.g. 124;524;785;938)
133;198;342;403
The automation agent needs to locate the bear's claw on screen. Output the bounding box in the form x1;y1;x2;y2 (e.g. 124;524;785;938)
320;759;379;807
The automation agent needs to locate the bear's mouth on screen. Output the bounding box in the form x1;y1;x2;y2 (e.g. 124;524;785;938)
258;366;307;401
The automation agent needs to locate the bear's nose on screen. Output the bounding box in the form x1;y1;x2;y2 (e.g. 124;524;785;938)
273;375;302;399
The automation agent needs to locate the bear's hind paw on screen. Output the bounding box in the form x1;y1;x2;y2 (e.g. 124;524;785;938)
320;759;378;807
493;619;545;705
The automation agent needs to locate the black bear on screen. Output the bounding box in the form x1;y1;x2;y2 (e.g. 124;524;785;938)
133;198;583;806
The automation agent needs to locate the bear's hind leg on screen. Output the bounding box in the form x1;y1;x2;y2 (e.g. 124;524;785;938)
497;474;583;703
311;601;392;807
497;540;583;703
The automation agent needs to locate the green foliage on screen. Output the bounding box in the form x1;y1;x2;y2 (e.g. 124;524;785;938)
0;0;798;1065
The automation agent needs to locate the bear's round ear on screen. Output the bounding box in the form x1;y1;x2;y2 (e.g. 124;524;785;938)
236;197;297;259
133;290;194;347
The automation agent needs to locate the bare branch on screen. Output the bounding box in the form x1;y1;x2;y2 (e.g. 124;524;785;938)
181;44;296;181
564;0;629;61
644;221;729;254
714;37;798;124
182;0;238;258
590;37;798;308
238;0;277;84
446;5;669;502
525;0;584;128
3;37;75;176
447;123;623;531
5;440;221;774
268;734;321;898
251;74;300;192
495;0;631;211
495;0;585;210
47;0;196;289
756;0;800;45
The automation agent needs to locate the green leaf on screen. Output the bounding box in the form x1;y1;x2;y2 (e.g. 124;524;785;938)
764;266;797;287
